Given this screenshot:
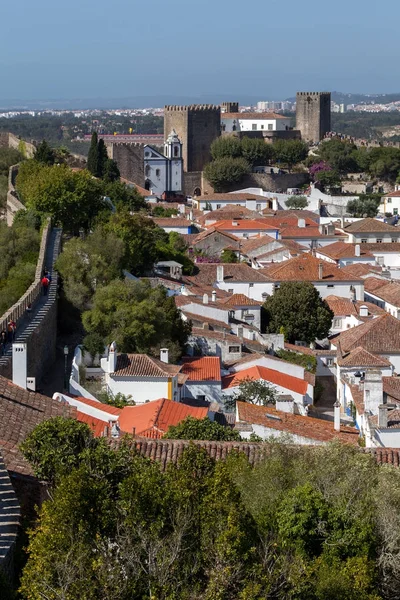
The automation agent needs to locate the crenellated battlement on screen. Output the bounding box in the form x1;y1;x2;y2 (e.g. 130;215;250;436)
296;91;330;96
164;104;220;112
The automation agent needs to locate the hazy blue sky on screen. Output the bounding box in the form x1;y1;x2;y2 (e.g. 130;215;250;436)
1;0;399;102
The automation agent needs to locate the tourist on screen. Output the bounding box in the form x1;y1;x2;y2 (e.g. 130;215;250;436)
41;275;50;296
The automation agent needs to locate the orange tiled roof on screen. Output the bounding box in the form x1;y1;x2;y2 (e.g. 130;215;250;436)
221;293;261;307
236;402;359;445
222;365;308;395
76;410;110;437
365;280;400;306
239;235;277;253
279;226;342;239
181;310;231;331
181;357;221;381
152;218;191;227
113;354;182;377
325;295;358;316
384;191;400;198
344;218;398;233
187;263;269;285
209;219;278;231
364;277;392;293
260;253;362;282
317;241;373;260
222;112;288;120
383;376;400;402
72;397;121;415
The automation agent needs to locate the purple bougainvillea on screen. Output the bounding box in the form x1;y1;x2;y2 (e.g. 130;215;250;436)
309;161;332;178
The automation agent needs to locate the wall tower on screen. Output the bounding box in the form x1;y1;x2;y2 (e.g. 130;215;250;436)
221;101;239;113
163;104;221;172
296;92;331;143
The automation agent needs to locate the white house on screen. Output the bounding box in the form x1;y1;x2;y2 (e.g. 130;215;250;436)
341;218;400;244
192;193;275;212
143;130;183;197
100;344;182;404
187;263;271;302
379;190;400;216
221;112;291;134
324;295;386;334
181;356;222;405
315;242;375;268
364;279;400;319
361;243;400;270
209;218;280;240
152;217;196;234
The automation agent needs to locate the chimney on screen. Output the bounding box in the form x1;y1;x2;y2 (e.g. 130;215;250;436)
203;293;209;304
108;341;117;373
340;217;345;228
355;244;360;257
160;348;169;363
275;396;295;414
211;290;217;302
359;305;368;317
216;265;224;282
232;220;239;226
12;343;27;389
363;370;383;416
298;218;305;228
334;400;341;431
378;404;388;428
318;262;323;280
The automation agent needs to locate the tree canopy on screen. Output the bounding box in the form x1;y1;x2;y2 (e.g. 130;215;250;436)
347;194;382;218
34;140;55;165
18;423;398;600
82;278;191;360
264;281;334;343
273;139;309;171
204;156;250;192
164;416;241;441
285;195;309;209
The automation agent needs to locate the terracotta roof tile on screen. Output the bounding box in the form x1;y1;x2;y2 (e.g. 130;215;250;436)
181;310;231;331
0;376;76;476
383;376;400;403
187;263;269;285
365;280;400;306
222;365;308;395
334;314;400;354
337;346;392;368
344;218;398;233
364;277;394;293
181;357;221;381
113;354;182;377
152;218;191;227
361;242;400;252
236;402;359;445
239;235;277;253
339;263;383;278
317;241;373;260
76;410;109;437
220;294;261;307
222;112;287;120
325;295;358;317
260;253;362;282
190;327;243;344
209;219;278;232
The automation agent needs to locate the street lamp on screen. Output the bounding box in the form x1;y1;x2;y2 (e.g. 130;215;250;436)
63;345;69;392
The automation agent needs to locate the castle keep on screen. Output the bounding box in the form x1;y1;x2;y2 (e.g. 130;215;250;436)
296;92;331;143
164;105;221;172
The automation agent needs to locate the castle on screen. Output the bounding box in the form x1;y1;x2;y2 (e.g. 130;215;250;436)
296;92;331;143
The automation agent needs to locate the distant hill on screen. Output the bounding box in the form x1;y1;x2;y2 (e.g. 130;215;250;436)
287;92;400;106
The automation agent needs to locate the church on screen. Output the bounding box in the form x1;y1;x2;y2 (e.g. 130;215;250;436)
143;130;183;198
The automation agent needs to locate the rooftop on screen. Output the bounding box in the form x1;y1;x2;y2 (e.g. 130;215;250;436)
0;376;76;476
383;376;400;402
339;263;384;278
222;112;288;120
152;218;191;227
221;293;262;307
112;354;182;378
260;253;362;282
364;280;400;306
196;193;268;201
209;219;278;232
181;357;221;381
317;241;373;260
187;263;269;285
344;218;399;233
236;402;359;445
222;365;308;395
337;346;392;368
334;314;400;354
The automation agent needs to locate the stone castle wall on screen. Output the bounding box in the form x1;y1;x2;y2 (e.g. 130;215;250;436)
107;142;145;186
296;92;331;143
6;164;25;226
164;105;221;173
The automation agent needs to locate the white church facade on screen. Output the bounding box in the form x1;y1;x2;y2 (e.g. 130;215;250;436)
143;130;183;197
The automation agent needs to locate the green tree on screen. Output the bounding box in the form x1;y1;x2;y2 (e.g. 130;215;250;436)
285;195;309;209
264;281;333;344
204;157;250;192
164;416;241;441
210;135;243;159
103;157;120;182
56;226;125;310
273;139;309;171
241;136;275;166
221;248;238;263
315;169;341;191
225;376;277;410
317;139;359;174
82;278;191;359
34;140;55;165
87;131;99;176
97;138;109;177
347;194;381;218
104;180;146;212
20;417;94;484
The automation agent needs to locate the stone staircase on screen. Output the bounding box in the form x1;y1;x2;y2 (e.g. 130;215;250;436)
0;453;20;572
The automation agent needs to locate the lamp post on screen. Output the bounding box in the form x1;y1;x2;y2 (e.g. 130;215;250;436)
63;345;69;392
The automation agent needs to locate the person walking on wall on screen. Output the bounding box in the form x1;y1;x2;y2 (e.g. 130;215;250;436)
41;274;50;296
0;330;6;355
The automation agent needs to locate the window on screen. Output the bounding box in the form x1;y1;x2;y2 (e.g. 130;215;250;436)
252;124;257;130
387;198;392;203
145;165;151;176
174;145;179;157
243;233;249;239
327;284;335;288
229;346;240;353
216;204;221;209
241;309;249;318
228;288;234;293
197;395;205;402
155;169;160;177
392;238;397;242
256;203;261;211
249;283;254;287
326;358;334;367
333;318;342;328
144;151;150;157
394;209;398;216
361;238;367;243
268;124;273;130
261;124;264;130
376;239;382;243
376;256;384;265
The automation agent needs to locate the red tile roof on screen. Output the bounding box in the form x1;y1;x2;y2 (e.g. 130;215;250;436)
153;218;191;227
325;295;357;317
222;112;288;120
72;397;121;415
364;277;393;293
181;357;221;381
344;218;399;233
236;402;359;445
339;263;383;278
317;241;373;260
260;253;362;282
209;219;278;232
334;314;400;354
337;347;392;368
76;410;109;437
365;280;400;306
113;354;182;377
384;191;400;198
0;376;76;476
361;242;400;252
222;365;308;395
383;376;400;403
187;263;269;285
221;294;261;307
181;310;231;331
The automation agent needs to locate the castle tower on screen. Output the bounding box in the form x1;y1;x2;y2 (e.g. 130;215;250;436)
296;92;331;143
163;104;221;172
221;101;239;113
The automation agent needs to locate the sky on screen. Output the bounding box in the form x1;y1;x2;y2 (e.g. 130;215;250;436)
1;0;400;104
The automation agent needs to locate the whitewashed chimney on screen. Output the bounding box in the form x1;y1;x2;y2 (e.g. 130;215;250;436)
203;293;209;304
211;290;217;302
298;218;305;228
355;244;361;257
378;404;388;428
363;370;383;416
334;400;341;431
108;341;117;373
216;265;224;282
318;262;323;280
359;305;368;317
275;396;295;414
160;348;169;363
12;343;27;390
